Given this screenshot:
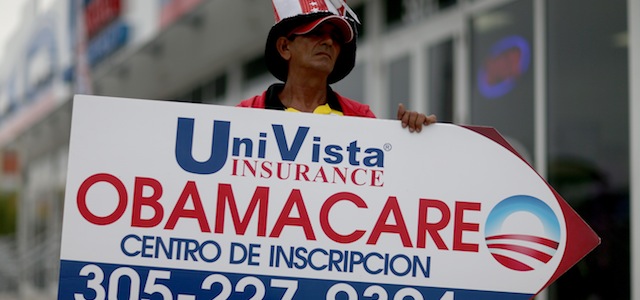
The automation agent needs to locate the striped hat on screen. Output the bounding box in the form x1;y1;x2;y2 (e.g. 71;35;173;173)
266;0;360;84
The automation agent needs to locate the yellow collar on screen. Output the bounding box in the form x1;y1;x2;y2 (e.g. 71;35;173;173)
285;103;344;116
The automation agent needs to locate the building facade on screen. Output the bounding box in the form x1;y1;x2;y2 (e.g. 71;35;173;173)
0;0;636;299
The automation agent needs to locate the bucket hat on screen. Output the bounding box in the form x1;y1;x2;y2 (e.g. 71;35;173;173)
266;0;359;84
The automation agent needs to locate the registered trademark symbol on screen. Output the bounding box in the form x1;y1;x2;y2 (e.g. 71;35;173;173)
383;143;392;151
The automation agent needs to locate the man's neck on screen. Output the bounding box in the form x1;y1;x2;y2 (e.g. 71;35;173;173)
279;75;329;112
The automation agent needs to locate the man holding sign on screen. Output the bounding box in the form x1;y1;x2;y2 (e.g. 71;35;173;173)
239;0;437;132
58;1;600;299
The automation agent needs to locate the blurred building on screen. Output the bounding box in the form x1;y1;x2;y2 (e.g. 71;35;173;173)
0;0;635;299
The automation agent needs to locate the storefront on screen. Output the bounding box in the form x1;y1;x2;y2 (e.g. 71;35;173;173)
0;0;635;299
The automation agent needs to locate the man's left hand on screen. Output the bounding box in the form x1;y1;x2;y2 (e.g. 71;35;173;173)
397;103;437;133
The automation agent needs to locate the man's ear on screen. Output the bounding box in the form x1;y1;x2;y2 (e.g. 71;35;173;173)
276;37;291;61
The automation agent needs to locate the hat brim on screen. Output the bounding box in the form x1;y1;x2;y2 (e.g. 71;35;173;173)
265;12;357;84
289;15;354;43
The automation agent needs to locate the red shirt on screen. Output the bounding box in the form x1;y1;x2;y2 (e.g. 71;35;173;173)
237;84;376;118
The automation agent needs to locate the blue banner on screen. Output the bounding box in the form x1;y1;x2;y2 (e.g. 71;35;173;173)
59;260;533;300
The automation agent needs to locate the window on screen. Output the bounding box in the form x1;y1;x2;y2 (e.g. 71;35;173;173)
332;64;365;104
436;0;456;10
384;0;458;29
427;39;454;123
202;74;227;104
174;73;227;104
384;0;404;28
546;0;629;298
388;55;411;119
243;55;268;83
352;4;366;40
176;87;202;103
470;0;535;162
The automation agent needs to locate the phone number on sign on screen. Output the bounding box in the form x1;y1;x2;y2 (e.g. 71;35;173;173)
62;262;458;300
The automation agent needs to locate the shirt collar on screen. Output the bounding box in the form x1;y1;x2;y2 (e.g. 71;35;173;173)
264;83;343;112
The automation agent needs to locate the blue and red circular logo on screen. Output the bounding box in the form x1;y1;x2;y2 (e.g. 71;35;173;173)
477;35;531;99
485;195;561;271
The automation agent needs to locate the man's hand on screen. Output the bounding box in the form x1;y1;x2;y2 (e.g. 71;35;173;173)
397;103;437;133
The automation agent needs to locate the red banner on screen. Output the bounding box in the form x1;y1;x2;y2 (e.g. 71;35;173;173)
85;0;122;38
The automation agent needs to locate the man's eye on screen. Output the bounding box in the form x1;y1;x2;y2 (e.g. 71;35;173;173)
305;29;343;43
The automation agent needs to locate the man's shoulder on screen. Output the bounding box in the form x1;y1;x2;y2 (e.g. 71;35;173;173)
237;93;266;108
335;93;376;118
237;84;285;108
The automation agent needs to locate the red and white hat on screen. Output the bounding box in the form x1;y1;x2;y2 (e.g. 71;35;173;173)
266;0;360;84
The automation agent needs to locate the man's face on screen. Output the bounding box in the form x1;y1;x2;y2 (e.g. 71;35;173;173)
285;22;343;76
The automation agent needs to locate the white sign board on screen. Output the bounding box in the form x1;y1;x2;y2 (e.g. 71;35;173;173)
58;95;599;299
